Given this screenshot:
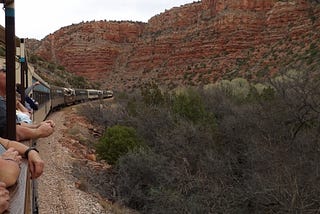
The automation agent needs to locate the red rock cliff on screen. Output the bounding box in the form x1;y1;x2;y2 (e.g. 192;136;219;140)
28;0;320;91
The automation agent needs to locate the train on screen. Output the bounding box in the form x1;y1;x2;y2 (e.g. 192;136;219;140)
1;57;113;123
50;87;113;109
25;66;113;123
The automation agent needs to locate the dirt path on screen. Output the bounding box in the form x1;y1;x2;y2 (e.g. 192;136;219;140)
35;107;110;214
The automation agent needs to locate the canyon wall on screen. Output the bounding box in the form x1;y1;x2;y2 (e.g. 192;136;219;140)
28;0;320;91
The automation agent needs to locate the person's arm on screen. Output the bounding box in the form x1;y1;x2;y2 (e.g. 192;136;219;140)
25;81;40;95
16;123;54;142
20;120;55;129
19;122;40;129
16;100;31;117
0;148;21;187
16;125;41;141
0;138;44;179
0;182;9;213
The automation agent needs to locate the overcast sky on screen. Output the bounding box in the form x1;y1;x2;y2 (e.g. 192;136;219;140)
0;0;195;40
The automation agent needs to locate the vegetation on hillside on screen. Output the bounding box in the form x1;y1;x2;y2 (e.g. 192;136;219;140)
27;53;95;89
75;67;320;213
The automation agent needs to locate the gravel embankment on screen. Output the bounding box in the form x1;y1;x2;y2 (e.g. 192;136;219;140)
36;108;111;214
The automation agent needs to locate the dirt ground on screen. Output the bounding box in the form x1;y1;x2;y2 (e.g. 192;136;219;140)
35;105;132;214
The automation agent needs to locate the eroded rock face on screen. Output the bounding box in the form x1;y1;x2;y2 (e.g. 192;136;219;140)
28;0;320;91
28;21;146;83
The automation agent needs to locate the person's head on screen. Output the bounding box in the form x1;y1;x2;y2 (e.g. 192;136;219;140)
0;67;6;96
16;83;22;92
16;92;21;102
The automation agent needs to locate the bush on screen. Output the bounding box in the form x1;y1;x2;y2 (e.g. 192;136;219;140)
68;75;88;88
116;149;172;210
29;54;43;64
80;69;320;213
47;63;56;71
116;121;220;213
171;89;208;124
140;82;164;106
96;125;144;164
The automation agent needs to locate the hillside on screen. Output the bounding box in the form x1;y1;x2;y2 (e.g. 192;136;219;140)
0;26;95;89
26;0;320;91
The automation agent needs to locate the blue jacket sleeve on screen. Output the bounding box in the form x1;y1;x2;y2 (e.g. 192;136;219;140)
25;96;38;111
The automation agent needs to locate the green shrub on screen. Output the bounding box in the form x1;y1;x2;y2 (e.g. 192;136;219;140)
260;86;275;101
68;75;88;88
117;91;129;100
172;89;207;124
246;85;275;102
57;65;65;70
28;54;43;64
140;82;164;106
116;149;171;210
96;125;144;164
127;96;142;117
116;122;219;213
230;78;250;99
47;63;56;71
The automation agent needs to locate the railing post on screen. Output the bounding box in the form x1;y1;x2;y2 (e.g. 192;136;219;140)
19;38;26;106
1;0;16;140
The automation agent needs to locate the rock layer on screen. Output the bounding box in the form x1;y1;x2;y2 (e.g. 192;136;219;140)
27;0;320;91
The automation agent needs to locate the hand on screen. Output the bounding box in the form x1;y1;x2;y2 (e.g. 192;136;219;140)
41;120;55;128
27;150;44;179
38;123;54;138
33;81;40;86
0;148;22;165
0;182;9;213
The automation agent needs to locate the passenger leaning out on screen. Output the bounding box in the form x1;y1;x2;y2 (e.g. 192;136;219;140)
0;68;55;141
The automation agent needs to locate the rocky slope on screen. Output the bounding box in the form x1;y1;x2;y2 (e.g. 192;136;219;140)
27;0;320;91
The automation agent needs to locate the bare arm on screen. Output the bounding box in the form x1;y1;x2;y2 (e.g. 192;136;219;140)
16;125;41;141
0;182;9;213
16;123;54;142
19;120;55;129
25;81;40;95
16;100;31;117
0;148;21;187
0;138;44;179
